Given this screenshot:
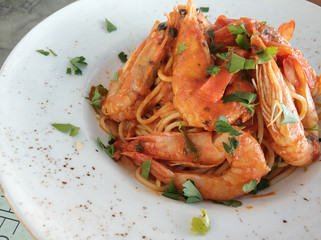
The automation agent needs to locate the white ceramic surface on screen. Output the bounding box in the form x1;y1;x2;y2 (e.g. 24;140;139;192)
0;0;321;239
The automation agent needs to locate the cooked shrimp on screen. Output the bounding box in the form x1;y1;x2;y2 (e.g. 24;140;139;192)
115;131;229;166
171;1;253;130
102;20;172;122
253;36;318;166
124;130;270;201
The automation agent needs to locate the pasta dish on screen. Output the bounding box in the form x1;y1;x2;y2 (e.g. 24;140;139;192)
89;0;321;201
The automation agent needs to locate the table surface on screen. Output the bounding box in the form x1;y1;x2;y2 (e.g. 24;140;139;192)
0;0;320;239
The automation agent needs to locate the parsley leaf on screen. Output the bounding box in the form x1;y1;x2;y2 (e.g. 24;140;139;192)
52;123;80;137
162;178;180;199
182;179;203;203
118;52;128;63
214;115;242;136
206;65;221;75
141;160;151;179
90;86;103;108
235;34;250;50
222;91;258;117
113;71;119;82
252;178;270;194
190;209;210;235
225;52;255;73
183;133;201;161
199;7;209;12
88;85;108;109
256;47;278;64
177;42;187;54
36;49;50;56
304;124;321;131
105;18;117;32
242;179;258;192
216;52;230;61
280;103;299;124
67;56;87;75
227;23;251;37
97;134;115;159
213;199;242;207
222;137;239;156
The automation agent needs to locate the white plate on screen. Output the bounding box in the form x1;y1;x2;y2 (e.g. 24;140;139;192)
0;0;321;239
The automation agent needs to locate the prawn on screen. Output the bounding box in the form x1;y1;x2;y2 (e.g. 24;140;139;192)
123;130;270;201
115;131;229;166
171;0;254;131
102;19;173;122
253;36;319;166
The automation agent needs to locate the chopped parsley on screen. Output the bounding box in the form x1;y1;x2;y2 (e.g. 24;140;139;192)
97;133;115;159
182;179;203;203
252;178;270;194
177;42;187;54
67;56;87;75
52;123;80;137
227;23;251;37
207;30;224;53
235;34;250;50
213;199;242;207
225;52;255;73
222;137;239;156
162;178;180;200
214;115;242;136
183;134;201;161
87;85;108;109
256;47;278;64
190;209;210;235
280;103;299;124
113;71;119;82
199;7;209;12
36;49;50;56
222;91;258;117
206;65;221;75
118;51;128;63
141;160;151;179
242;179;258;192
105;18;117;32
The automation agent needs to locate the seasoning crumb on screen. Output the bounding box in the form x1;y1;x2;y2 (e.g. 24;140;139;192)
75;141;83;149
283;220;287;223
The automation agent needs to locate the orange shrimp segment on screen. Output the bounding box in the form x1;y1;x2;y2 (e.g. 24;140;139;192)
172;1;252;130
277;20;295;42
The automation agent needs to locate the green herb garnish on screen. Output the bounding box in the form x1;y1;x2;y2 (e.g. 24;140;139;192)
52;123;80;137
190;209;210;235
141;160;151;179
216;52;230;61
256;47;278;64
183;133;201;161
177;42;187;54
222;137;239;156
182;179;203;203
36;49;50;56
252;178;270;194
67;56;87;75
113;71;119;82
280;103;299;124
199;7;209;12
162;178;180;200
222;91;258;117
118;51;128;63
213;199;242;207
225;52;255;73
105;18;117;32
97;133;115;159
242;179;258;192
214;115;242;136
206;65;221;75
227;23;251;37
235;34;250;50
49;49;57;56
